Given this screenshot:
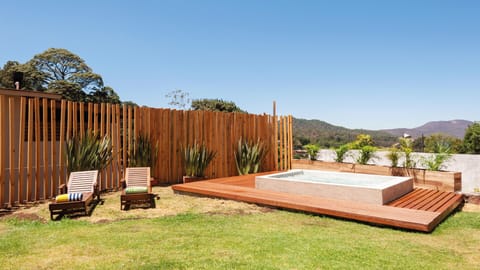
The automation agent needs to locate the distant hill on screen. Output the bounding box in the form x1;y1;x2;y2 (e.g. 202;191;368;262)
292;118;398;149
381;120;473;139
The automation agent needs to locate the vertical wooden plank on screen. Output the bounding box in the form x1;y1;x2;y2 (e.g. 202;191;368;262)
100;103;105;136
79;102;84;138
50;100;57;197
34;98;41;201
288;115;293;169
66;101;72;140
122;105;127;177
72;102;78;138
59;100;66;185
87;103;93;131
8;97;16;206
127;106;132;169
18;97;26;203
0;95;5;207
115;104;121;188
273;102;278;171
42;99;48;200
283;116;288;170
93;103;99;134
105;104;111;189
27;99;34;201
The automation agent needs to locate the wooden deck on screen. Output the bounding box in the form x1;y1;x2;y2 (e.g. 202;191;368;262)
171;172;464;232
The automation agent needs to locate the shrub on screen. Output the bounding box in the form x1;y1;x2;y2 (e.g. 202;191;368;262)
356;145;377;165
65;132;114;174
183;142;216;177
235;138;267;175
128;134;159;168
334;144;350;163
303;144;320;161
387;147;401;167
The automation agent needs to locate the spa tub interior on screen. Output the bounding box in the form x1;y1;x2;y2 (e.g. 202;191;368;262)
255;169;413;205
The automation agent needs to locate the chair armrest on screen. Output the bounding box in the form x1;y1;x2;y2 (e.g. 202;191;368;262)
120;179;126;189
58;184;67;194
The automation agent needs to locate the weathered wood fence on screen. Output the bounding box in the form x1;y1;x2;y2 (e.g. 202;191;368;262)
0;94;292;208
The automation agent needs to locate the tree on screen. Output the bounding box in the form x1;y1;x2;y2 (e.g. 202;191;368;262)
424;133;462;154
350;134;374;149
27;48;120;102
0;61;44;90
191;98;244;112
88;86;120;104
463;122;480;154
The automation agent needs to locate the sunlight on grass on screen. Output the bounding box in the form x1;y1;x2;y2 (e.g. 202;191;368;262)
1;187;480;269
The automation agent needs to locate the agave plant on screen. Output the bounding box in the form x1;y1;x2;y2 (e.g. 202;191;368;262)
183;141;216;177
65;132;114;175
235;138;267;175
129;133;159;168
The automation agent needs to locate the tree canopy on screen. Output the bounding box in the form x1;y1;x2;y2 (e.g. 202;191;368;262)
191;98;245;113
463;122;480;154
0;48;120;103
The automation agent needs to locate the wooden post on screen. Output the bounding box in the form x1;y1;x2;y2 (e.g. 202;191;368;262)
18;97;26;203
0;95;5;207
42;99;48;199
8;97;15;206
50;100;57;197
59;100;66;186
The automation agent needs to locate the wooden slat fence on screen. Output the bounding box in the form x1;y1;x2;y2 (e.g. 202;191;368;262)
0;94;292;208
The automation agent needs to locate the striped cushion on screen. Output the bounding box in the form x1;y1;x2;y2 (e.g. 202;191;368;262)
125;186;148;194
68;192;83;201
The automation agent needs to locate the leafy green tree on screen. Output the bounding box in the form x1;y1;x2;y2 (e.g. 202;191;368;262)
191;98;244;112
0;61;44;90
463;122;480;154
29;48;103;91
88;86;120;104
122;100;138;107
25;48;118;102
424;133;461;154
350;134;374;149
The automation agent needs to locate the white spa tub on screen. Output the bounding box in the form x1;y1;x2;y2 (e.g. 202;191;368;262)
255;169;413;205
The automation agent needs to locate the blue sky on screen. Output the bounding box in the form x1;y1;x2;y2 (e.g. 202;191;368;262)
1;0;479;129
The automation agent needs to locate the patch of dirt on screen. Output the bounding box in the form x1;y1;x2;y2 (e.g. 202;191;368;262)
6;213;47;223
462;203;480;213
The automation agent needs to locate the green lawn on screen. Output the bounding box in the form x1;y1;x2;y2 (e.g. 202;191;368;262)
1;188;479;269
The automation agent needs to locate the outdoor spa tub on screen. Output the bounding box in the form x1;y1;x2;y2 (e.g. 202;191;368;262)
255;169;413;205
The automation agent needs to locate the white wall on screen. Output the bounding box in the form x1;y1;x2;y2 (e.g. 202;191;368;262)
316;149;480;193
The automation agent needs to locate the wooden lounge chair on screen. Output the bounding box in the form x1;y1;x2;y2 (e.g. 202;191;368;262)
49;170;100;220
120;167;156;210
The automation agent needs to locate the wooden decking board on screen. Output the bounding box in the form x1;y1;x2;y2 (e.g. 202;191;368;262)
172;172;463;232
434;193;463;213
413;191;448;211
402;189;440;209
418;192;452;211
391;189;433;208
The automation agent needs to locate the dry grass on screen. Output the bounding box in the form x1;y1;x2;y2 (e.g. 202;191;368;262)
4;186;273;223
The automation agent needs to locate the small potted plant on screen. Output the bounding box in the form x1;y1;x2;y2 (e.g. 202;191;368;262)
182;141;216;183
